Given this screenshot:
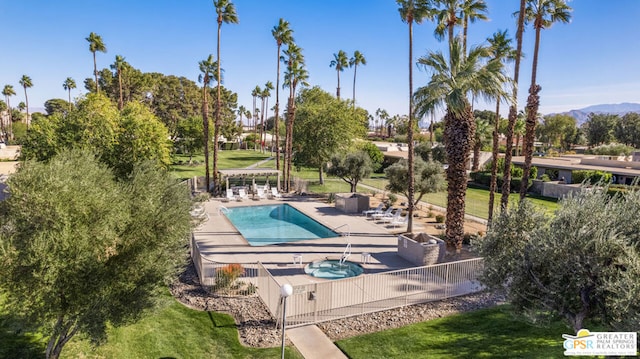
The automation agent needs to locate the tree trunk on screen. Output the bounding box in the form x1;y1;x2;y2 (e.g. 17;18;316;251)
488;100;500;226
406;20;415;233
275;44;282;170
336;70;341;99
93;51;99;93
259;98;265;153
500;0;526;210
443;106;475;251
520;24;543;200
472;142;481;172
202;85;210;191
23;87;29;125
352;65;357;107
318;166;324;185
213;20;222;194
117;70;123;110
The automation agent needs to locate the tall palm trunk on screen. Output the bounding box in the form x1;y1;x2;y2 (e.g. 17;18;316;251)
444;106;475;251
213;20;222;194
117;68;123;110
500;0;526;210
520;22;543;199
265;96;270;153
259;97;265;153
93;52;99;93
352;64;358;107
336;71;341;99
406;19;415;233
203;85;211;191
67;89;72;111
252;95;257;150
275;45;282;170
487;100;500;225
23;87;29;125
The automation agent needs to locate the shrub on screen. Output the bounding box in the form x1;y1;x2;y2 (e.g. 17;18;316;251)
216;263;244;290
572;170;612;184
435;214;445;223
386;193;398;207
541;174;551;182
587;143;635;156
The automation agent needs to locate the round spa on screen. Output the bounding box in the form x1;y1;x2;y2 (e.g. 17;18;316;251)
304;259;364;280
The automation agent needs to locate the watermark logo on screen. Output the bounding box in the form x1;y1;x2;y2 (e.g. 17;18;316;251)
563;329;637;356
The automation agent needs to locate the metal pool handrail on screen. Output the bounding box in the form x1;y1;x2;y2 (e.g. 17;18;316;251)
218;205;230;215
340;243;352;265
332;223;351;237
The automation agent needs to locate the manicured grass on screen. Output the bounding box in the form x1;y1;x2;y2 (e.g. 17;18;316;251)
169;150;272;179
1;293;301;359
360;178;558;219
336;306;570;358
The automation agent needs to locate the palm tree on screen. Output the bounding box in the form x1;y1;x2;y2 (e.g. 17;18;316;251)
434;0;461;49
19;75;33;125
86;32;107;93
2;85;16;142
110;55;126;110
272;18;294;171
282;42;308;191
460;0;488;55
415;38;508;251
500;0;527;210
519;0;572;199
198;55;218;192
262;81;274;153
62;77;76;112
329;50;349;99
486;30;516;225
514;112;526;156
237;105;247;126
251;85;261;150
349;51;367;107
397;0;437;234
213;0;239;193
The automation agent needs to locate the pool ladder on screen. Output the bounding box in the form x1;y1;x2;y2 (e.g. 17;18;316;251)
340;243;351;265
218;205;230;215
332;223;351;237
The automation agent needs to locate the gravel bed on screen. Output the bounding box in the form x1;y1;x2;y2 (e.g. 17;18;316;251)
170;261;504;348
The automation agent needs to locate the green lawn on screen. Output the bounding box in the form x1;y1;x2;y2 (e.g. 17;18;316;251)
361;178;558;219
1;292;301;359
169;150;272;179
336;306;571;358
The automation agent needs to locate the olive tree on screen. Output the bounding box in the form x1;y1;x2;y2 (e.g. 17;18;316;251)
384;158;446;207
477;189;640;333
326;151;373;192
0;149;192;359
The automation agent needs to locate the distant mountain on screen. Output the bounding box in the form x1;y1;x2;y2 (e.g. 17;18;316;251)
550;103;640;126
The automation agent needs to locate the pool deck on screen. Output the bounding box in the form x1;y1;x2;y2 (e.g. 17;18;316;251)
193;195;421;286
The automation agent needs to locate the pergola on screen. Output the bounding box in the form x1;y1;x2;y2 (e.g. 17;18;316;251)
217;168;281;191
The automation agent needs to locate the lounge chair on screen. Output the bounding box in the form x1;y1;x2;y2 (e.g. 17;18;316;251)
256;188;267;200
225;189;236;202
381;208;402;224
362;203;384;218
270;187;282;199
372;206;394;221
390;212;408;228
238;188;249;201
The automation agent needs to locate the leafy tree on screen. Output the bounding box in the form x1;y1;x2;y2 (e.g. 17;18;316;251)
330;50;349;99
213;0;239;192
111;101;172;178
414;141;433;162
292;87;365;183
477;190;640;333
520;0;572;199
358;141;384;171
145;74;201;138
472;117;491;171
614;112;640;148
272;18;294;171
397;0;437;233
326;151;373;192
86;32;107;93
62;77;76;112
176;116;204;163
44;98;70;117
349;50;367;106
415;38;508;250
0;149;192;359
19;75;33;123
385;157;446;207
583;113;618;147
537;113;577;151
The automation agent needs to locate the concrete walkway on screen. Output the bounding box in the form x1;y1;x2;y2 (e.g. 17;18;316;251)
287;325;347;359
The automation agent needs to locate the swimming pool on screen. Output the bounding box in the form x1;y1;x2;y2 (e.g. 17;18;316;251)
224;204;339;246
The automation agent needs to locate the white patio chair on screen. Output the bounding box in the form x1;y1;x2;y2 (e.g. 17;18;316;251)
270;187;282;199
238;188;249;201
381;208;402;224
225;189;236;202
371;206;394;221
390;212;408;228
362;203;384;217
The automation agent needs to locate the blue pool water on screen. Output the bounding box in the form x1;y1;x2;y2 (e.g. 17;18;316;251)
304;260;364;279
224;204;339;246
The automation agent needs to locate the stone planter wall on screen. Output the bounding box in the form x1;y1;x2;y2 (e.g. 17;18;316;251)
335;193;370;214
397;233;445;266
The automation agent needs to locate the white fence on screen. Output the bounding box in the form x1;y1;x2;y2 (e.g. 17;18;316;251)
190;235;484;327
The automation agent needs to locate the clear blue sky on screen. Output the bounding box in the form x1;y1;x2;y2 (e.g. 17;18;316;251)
1;0;639;126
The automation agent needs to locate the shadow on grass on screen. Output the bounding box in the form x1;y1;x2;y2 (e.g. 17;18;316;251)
0;312;45;359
